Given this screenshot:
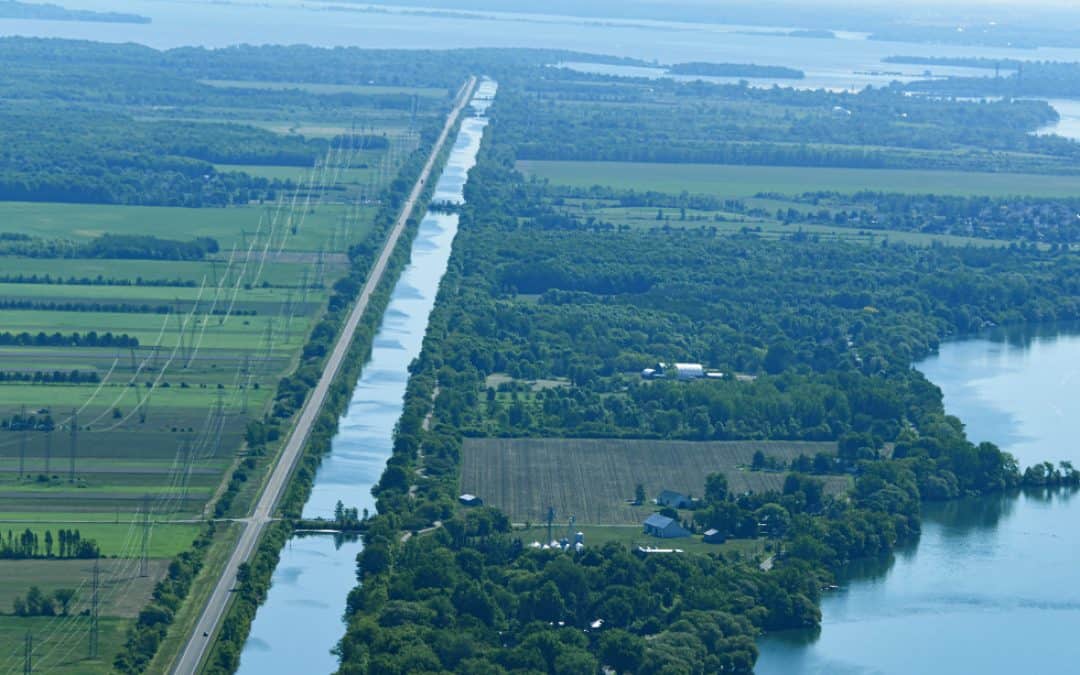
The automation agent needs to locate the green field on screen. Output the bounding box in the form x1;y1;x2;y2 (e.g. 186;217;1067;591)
460;438;845;525
0;201;374;254
518;160;1080;198
560;202;1014;248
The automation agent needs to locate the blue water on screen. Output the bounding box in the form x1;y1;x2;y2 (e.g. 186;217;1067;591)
756;326;1080;674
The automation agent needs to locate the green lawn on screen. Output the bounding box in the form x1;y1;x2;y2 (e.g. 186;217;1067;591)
518;160;1080;198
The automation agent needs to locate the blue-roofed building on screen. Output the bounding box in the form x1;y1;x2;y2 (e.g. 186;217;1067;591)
643;513;690;539
656;489;693;509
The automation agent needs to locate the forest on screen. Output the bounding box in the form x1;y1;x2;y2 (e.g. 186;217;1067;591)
334;70;1080;674
900;58;1080;99
497;73;1077;172
666;62;804;79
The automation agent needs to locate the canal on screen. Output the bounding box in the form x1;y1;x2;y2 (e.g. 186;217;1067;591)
234;79;497;675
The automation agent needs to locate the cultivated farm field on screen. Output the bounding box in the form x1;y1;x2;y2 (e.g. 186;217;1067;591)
518;160;1080;198
461;438;847;525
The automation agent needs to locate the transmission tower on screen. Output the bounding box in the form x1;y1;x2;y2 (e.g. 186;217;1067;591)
89;560;100;659
139;494;151;577
68;409;77;483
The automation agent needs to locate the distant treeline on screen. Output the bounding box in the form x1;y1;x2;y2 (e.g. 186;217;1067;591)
500;71;1074;173
0;0;149;24
0;331;139;348
0;370;100;384
0;274;199;288
785;191;1080;244
900;59;1080;99
0;528;100;560
1;234;220;261
667;62;805;79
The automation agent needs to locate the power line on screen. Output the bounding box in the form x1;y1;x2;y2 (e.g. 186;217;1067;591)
68;409;77;484
88;560;99;659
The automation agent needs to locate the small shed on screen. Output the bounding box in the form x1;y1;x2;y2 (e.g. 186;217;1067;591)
459;494;483;507
657;489;692;509
643;513;690;539
703;528;726;545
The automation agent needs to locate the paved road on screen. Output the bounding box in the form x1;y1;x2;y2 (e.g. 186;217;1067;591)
171;76;478;675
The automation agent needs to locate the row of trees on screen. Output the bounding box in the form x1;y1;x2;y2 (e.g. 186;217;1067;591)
0;331;139;348
0;528;100;559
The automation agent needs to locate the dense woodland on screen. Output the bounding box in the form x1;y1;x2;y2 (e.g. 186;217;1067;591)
666;62;804;79
899;58;1080;99
335;69;1080;674
500;75;1075;172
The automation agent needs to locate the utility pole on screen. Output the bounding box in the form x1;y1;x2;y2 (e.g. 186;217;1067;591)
18;405;26;479
22;631;31;675
68;409;77;483
89;560;100;659
139;494;151;577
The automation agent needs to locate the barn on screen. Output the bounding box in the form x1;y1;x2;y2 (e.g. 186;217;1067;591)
643;513;690;539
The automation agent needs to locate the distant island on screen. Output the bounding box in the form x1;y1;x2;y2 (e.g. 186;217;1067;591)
0;0;150;24
667;62;805;79
883;55;1021;70
738;28;836;40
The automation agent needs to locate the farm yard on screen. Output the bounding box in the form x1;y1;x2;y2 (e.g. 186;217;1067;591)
460;437;847;526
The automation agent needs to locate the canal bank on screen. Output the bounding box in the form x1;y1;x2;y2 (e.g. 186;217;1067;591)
231;79;497;675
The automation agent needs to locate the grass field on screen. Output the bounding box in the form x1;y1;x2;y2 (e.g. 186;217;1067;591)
0;615;128;674
0;201;374;254
461;438;846;525
518;160;1080;198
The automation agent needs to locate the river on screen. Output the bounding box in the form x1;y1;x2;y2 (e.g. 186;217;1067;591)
756;325;1080;674
234;79;495;675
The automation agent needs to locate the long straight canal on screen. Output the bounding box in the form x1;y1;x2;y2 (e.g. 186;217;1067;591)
235;80;497;675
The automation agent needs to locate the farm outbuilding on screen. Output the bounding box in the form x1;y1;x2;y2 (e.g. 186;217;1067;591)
643;513;690;539
703;528;726;544
672;363;705;380
656;489;693;509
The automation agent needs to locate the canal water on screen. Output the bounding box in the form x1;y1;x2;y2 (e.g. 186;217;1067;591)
756;325;1080;674
234;79;496;675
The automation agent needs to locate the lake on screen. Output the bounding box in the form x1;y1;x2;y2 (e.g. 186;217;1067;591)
756;325;1080;674
12;0;1080;97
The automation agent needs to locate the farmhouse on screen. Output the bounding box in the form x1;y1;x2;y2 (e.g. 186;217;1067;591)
643;513;690;539
656;489;693;509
